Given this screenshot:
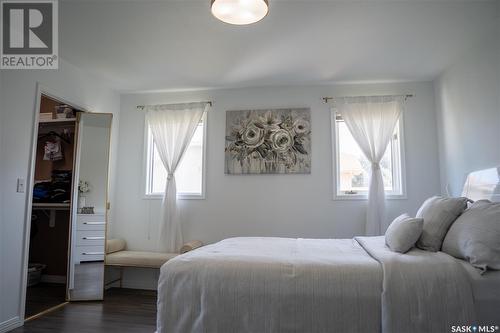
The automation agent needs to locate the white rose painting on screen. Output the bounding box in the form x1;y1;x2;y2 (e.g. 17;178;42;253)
225;108;311;174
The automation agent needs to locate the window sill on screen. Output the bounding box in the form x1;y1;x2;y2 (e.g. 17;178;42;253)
333;194;407;201
143;194;205;200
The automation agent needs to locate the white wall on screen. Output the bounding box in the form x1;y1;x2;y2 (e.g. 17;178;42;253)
113;82;441;289
434;6;500;196
0;70;6;330
0;60;120;332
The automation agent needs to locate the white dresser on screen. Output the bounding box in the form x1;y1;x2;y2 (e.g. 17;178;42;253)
75;213;106;263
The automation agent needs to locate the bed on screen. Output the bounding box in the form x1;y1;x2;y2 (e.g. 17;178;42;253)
157;168;500;333
157;236;484;333
457;258;500;323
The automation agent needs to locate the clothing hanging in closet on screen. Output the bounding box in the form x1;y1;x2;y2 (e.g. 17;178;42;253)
43;138;64;161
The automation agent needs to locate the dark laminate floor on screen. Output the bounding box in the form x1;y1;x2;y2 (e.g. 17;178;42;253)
12;289;157;333
25;283;66;319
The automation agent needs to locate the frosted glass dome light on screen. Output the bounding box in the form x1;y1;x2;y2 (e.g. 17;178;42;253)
211;0;269;25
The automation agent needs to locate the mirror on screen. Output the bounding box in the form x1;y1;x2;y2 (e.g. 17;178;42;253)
462;166;500;202
68;113;112;301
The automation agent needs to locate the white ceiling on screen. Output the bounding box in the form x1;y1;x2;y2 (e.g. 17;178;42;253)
59;0;499;92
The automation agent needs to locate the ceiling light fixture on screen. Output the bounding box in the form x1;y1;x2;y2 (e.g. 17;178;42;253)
211;0;269;25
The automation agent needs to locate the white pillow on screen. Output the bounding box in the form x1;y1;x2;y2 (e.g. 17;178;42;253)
442;200;500;273
385;214;424;253
416;196;468;252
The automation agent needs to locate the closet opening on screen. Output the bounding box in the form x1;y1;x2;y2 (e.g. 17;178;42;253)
25;93;83;319
23;86;113;322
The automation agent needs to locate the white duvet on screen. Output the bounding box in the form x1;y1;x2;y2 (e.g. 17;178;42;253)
157;236;475;333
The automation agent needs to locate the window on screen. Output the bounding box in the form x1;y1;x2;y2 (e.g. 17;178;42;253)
145;115;206;199
332;112;405;199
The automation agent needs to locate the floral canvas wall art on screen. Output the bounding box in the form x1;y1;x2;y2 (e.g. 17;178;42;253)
225;108;311;174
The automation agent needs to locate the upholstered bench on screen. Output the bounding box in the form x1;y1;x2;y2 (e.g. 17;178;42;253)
105;239;203;287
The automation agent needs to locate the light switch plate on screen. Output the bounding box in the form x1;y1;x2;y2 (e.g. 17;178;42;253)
17;178;25;193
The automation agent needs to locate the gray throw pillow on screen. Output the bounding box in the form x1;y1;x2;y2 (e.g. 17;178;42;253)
442;200;500;273
385;214;424;253
416;196;468;252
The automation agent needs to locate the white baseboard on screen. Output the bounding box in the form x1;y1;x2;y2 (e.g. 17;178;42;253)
40;274;66;284
0;316;22;333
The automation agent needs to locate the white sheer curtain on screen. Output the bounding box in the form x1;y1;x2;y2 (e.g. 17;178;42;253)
335;96;404;236
145;102;208;252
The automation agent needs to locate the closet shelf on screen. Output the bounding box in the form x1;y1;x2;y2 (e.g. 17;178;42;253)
33;203;71;210
32;203;70;228
39;118;76;124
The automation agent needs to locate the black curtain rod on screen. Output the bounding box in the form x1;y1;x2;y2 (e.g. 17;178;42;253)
322;94;414;104
136;101;212;110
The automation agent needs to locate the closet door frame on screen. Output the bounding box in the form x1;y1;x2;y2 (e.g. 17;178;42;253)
20;82;91;321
